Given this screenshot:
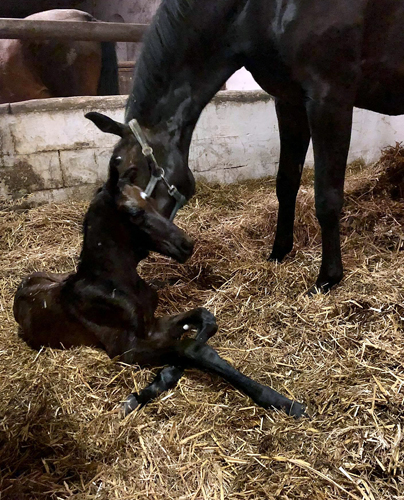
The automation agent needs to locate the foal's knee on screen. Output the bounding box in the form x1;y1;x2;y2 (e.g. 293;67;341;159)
179;339;218;366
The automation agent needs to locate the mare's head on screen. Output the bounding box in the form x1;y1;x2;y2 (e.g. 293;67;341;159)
105;155;194;264
85;112;195;220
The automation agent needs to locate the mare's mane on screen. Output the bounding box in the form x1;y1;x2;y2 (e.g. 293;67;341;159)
125;0;196;122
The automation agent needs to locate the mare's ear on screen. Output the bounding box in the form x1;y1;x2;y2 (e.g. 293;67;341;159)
85;112;128;137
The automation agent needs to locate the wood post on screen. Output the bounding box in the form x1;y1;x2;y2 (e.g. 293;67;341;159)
0;18;148;42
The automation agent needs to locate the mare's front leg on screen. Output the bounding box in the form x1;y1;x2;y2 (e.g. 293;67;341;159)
306;98;354;293
269;100;311;262
123;308;217;416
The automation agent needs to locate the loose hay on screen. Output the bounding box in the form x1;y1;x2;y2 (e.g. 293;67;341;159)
0;145;403;499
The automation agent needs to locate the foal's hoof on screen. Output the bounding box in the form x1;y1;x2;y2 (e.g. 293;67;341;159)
122;393;140;417
307;283;333;296
288;401;307;419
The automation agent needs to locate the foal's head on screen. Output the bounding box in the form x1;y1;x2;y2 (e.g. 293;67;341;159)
85;112;195;220
105;155;194;264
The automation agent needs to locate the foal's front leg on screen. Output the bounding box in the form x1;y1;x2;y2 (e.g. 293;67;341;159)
176;339;306;418
156;307;218;343
123;308;217;416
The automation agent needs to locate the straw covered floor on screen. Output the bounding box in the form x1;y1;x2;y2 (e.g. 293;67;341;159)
0;146;403;499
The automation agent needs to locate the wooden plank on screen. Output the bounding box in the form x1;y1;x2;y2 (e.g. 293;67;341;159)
0;18;148;42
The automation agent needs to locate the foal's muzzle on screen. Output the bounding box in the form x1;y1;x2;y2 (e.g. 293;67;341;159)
163;233;194;264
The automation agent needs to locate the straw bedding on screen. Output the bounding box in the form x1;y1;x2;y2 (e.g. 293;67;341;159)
0;145;403;499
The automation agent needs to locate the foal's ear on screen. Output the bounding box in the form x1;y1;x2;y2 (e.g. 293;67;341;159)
106;156;121;192
85;112;128;137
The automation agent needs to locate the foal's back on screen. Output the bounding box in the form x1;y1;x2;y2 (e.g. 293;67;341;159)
14;271;103;350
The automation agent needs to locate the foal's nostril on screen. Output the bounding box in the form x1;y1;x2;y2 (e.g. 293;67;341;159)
181;238;194;255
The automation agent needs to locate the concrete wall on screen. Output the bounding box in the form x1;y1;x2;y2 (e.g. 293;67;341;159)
1;91;404;204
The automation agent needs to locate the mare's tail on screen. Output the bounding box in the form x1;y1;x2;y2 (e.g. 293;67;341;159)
98;41;119;95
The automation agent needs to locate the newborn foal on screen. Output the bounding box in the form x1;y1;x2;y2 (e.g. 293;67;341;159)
14;159;305;418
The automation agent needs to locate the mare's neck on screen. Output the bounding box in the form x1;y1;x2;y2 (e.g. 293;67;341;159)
125;0;246;155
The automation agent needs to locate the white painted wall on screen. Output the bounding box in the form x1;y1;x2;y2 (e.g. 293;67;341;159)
226;68;262;91
1;91;404;204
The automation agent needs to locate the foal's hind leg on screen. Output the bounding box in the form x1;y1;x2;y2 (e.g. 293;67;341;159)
123;308;217;416
269;100;311;262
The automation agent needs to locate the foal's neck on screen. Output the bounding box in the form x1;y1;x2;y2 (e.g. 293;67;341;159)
76;190;145;287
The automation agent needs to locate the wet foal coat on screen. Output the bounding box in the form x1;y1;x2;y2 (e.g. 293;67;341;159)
88;0;404;292
14;159;304;417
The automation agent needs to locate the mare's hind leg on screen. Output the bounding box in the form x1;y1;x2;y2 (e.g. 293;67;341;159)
269;100;311;262
123;308;217;416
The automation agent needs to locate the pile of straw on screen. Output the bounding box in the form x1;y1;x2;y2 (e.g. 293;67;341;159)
0;145;403;499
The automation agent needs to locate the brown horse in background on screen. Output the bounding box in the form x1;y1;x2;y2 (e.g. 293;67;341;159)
0;9;119;104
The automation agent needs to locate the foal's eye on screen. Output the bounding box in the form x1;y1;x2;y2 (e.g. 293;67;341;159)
111;156;122;167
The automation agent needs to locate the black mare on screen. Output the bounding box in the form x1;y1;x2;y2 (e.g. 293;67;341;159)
14;155;305;418
88;0;404;292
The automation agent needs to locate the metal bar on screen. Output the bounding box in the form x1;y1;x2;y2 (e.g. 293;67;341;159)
0;18;148;42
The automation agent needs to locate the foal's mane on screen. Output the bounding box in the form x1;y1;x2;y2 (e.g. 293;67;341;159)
125;0;196;123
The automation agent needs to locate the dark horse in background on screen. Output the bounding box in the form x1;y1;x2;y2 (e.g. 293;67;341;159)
88;0;404;293
0;9;118;104
14;152;304;418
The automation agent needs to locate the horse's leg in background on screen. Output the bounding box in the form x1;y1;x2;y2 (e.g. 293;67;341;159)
97;42;119;95
69;41;103;95
56;41;103;96
269;100;311;262
66;40;118;96
306;99;354;292
123;308;217;415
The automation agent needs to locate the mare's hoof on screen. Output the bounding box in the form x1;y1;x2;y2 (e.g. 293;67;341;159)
288;401;307;419
122;393;140;417
268;253;284;263
268;245;292;263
